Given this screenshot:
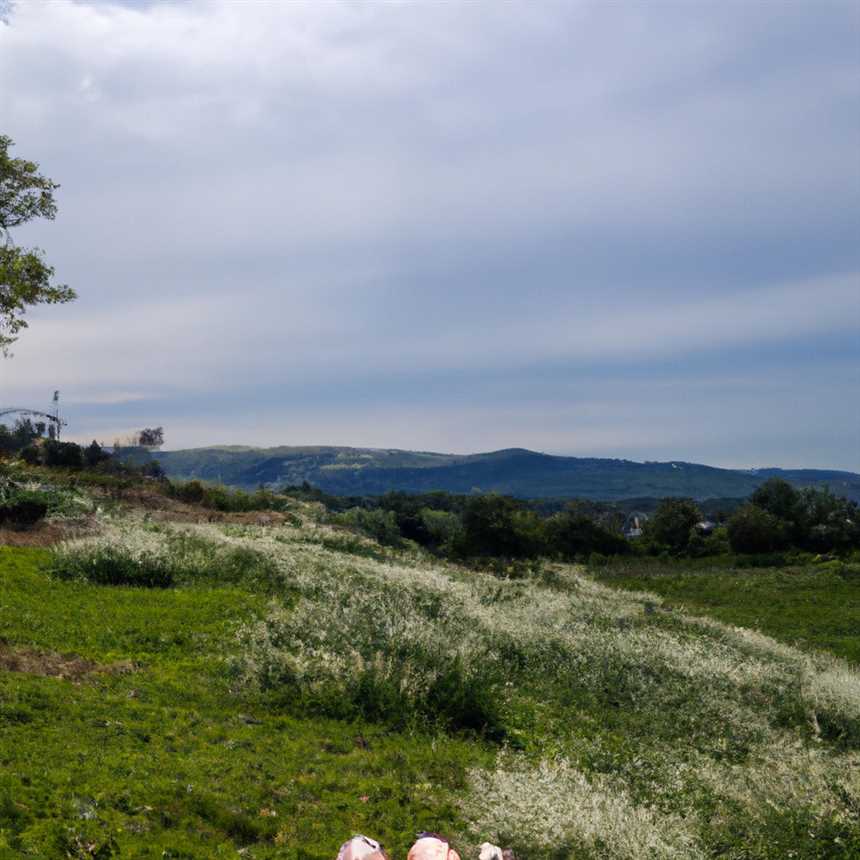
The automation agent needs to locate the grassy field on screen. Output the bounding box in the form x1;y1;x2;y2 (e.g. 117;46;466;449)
1;501;860;858
591;557;860;664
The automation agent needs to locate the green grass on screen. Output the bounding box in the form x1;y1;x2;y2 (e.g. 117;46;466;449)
3;524;860;859
591;557;860;664
0;546;487;858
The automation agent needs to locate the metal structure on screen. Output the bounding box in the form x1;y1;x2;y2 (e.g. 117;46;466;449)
0;391;66;440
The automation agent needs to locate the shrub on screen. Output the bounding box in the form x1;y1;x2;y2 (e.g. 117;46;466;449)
51;546;174;588
727;504;788;554
642;498;701;554
171;480;205;505
546;511;628;559
84;440;109;468
751;477;800;522
0;494;48;527
164;532;285;592
419;508;463;553
42;440;84;469
331;507;402;547
457;495;545;559
19;446;40;466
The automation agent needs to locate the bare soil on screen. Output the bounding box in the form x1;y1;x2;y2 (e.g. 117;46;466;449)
0;516;98;548
0;641;135;681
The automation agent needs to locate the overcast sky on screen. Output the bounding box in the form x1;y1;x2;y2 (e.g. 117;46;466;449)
1;0;858;469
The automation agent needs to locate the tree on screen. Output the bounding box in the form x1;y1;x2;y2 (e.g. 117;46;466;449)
750;478;800;522
546;511;628;559
643;497;702;553
727;504;787;554
84;440;107;468
138;427;165;448
0;135;75;354
457;494;545;558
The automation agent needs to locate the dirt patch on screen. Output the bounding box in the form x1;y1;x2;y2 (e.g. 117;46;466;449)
0;642;135;681
0;517;98;548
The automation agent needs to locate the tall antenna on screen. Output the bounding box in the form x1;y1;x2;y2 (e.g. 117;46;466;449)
52;390;61;441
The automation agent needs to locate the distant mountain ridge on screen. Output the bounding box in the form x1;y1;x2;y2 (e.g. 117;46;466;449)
146;445;860;502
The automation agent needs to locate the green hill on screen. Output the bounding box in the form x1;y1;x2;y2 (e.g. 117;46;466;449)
145;445;860;501
2;475;859;858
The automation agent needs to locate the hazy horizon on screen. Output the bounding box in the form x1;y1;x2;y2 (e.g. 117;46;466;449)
2;0;858;470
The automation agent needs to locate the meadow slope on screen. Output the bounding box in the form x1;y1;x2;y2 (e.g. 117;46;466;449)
1;494;859;858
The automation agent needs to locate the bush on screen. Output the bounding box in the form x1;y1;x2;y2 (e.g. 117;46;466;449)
0;494;48;527
171;479;206;505
642;498;701;554
19;446;40;466
331;507;402;547
727;504;788;554
457;495;545;559
546;511;628;559
419;508;463;553
42;441;84;469
51;546;174;588
751;478;800;522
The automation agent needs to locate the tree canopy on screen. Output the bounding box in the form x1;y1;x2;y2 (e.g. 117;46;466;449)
0;134;75;354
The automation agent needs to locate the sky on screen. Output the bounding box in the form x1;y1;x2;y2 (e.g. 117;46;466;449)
1;0;858;470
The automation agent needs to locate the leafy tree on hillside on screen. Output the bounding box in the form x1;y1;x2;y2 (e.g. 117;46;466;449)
643;497;702;553
751;478;800;528
546;510;628;559
457;494;545;558
0;134;75;354
727;504;788;554
795;487;860;553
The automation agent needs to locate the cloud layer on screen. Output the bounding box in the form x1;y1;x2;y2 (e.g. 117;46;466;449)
1;0;858;468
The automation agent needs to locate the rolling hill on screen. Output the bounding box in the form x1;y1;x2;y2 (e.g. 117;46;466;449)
142;445;860;502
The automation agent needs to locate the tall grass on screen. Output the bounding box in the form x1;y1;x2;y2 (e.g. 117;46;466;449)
53;516;860;857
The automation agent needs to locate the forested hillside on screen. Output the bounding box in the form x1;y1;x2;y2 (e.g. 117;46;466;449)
142;446;860;501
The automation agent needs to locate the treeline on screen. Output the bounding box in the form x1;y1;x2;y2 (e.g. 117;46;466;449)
280;479;860;563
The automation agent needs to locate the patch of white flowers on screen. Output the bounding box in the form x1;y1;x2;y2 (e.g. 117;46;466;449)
465;754;704;860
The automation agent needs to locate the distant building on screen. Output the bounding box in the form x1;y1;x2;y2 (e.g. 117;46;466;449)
623;511;649;539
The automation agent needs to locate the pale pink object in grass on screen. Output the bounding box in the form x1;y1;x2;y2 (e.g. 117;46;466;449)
336;835;388;860
407;835;461;860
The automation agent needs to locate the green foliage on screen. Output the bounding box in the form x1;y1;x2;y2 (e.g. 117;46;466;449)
456;494;544;559
419;508;463;554
42;440;84;469
330;507;402;547
0;134;75;353
84;440;109;468
546;510;628;560
50;546;175;588
735;478;860;555
642;497;702;554
727;504;788;554
0;490;48;526
0;417;42;453
168;479;292;513
0;475;71;526
50;538;284;594
751;477;801;522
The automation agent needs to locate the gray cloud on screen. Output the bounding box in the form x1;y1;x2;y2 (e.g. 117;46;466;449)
1;0;858;468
